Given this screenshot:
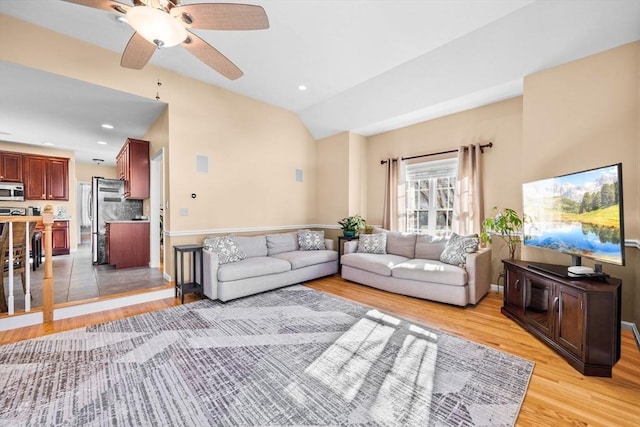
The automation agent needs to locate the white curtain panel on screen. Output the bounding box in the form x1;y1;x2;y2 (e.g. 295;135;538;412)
453;144;484;235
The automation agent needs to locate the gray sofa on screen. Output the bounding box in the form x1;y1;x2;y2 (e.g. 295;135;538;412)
341;232;491;306
203;231;338;302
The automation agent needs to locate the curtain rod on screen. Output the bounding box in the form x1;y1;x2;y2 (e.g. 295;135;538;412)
380;142;493;165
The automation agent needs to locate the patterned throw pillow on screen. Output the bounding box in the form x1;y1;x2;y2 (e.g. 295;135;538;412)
357;233;387;254
203;235;246;264
439;233;479;266
298;230;326;251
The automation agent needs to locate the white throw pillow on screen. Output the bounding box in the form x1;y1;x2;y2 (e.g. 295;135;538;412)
439;233;479;266
298;230;326;251
203;235;246;264
357;233;387;254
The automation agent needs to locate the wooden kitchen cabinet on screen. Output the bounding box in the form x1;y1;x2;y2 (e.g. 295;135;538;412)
36;220;69;256
502;259;621;377
106;221;150;269
51;220;70;255
116;138;149;199
0;151;23;182
23;155;69;201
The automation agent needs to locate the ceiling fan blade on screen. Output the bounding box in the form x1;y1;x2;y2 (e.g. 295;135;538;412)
171;3;269;30
121;32;156;70
182;31;243;80
62;0;130;14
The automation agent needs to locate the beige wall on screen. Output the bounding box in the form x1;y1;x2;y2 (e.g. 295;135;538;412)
75;163;117;182
1;15;318;278
317;132;350;227
521;41;639;323
362;42;639;323
366;97;524;280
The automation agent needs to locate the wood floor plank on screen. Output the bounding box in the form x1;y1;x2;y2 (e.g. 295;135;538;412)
0;275;638;426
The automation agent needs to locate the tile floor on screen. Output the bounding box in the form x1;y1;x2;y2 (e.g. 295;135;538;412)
2;244;167;313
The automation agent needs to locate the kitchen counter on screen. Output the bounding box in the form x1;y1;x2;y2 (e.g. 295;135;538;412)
105;220;150;223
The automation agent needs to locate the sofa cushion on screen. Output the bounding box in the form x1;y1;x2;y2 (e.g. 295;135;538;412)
298;230;326;251
386;232;417;258
341;253;408;276
217;256;291;282
271;250;338;270
266;232;300;255
235;235;268;258
414;234;447;260
203;235;246;264
357;233;387;254
440;233;480;266
391;259;468;286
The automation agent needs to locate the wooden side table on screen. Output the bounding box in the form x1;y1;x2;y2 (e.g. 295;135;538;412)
173;244;203;304
337;235;358;273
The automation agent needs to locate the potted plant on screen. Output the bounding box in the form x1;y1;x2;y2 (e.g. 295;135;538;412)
338;215;366;237
480;207;525;260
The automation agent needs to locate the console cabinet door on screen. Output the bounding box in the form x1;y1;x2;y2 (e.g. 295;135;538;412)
556;285;585;358
523;273;554;338
0;152;23;182
504;267;525;314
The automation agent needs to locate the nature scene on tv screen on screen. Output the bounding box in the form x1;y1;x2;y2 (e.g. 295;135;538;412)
523;165;623;264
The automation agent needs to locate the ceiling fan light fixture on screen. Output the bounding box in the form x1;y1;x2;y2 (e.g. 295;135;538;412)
126;6;187;48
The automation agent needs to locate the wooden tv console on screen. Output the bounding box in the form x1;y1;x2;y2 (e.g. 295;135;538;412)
502;259;621;377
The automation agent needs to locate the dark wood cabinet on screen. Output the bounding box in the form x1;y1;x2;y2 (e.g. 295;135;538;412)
502;260;621;377
116;138;149;199
106;221;150;269
23;155;69;201
52;220;70;255
47;158;69;200
0;151;23;182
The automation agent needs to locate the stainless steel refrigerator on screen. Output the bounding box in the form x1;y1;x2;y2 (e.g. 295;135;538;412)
91;177;143;264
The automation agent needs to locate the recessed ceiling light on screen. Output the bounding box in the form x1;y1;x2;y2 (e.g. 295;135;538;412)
101;123;114;129
298;85;307;91
97;141;108;145
43;142;54;146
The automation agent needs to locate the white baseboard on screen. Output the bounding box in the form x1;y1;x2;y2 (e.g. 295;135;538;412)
0;311;43;331
0;288;175;331
490;283;503;293
54;288;175;320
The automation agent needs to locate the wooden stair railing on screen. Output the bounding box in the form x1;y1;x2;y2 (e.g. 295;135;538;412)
0;205;54;322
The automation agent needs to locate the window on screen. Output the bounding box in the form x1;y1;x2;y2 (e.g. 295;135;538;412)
404;158;457;235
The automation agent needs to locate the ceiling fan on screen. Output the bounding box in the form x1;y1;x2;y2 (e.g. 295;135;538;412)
63;0;269;80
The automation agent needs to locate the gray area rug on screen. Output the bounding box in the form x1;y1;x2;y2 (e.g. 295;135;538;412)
0;286;534;426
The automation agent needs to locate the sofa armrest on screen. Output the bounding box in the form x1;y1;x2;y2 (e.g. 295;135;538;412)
324;238;334;251
344;240;359;254
202;249;219;300
465;248;492;304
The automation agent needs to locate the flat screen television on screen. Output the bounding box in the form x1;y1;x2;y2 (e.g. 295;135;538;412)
522;163;625;277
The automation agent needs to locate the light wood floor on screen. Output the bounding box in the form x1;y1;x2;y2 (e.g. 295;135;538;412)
1;275;638;426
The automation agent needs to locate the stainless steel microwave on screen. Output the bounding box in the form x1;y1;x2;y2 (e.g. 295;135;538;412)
0;182;25;201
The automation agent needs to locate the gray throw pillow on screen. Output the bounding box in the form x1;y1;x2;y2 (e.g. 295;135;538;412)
357;233;387;254
298;230;326;251
203;235;246;264
439;233;479;266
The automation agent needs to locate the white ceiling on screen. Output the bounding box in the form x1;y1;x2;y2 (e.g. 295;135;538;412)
0;0;639;166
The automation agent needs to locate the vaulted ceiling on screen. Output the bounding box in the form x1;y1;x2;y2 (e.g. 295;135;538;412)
1;0;639;165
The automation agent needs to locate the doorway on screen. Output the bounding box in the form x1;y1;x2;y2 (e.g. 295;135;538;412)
150;148;165;275
77;181;91;245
